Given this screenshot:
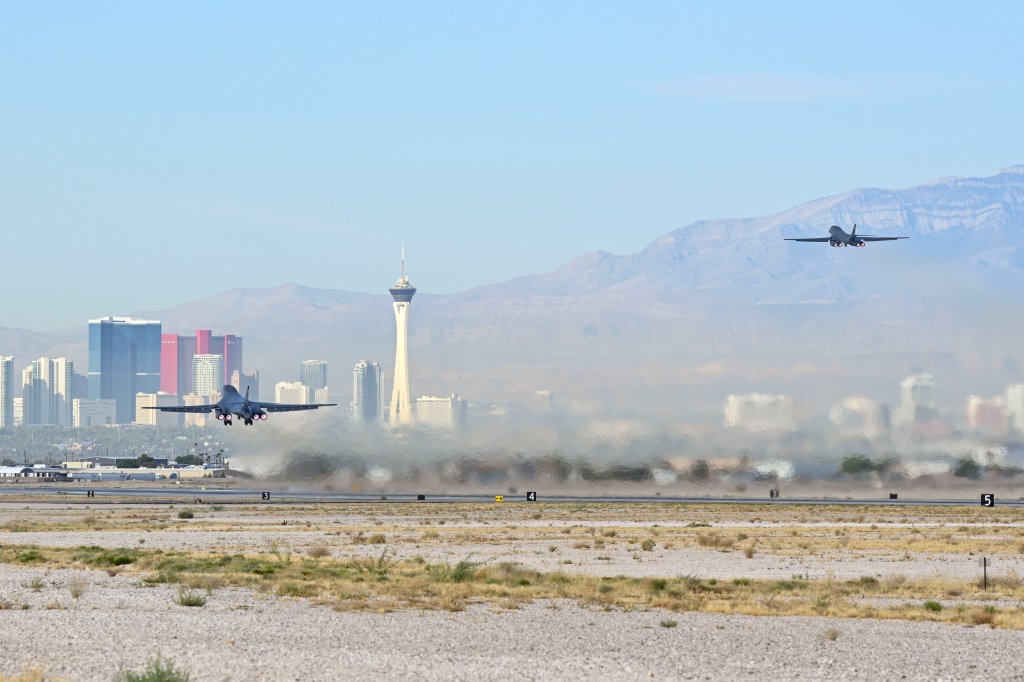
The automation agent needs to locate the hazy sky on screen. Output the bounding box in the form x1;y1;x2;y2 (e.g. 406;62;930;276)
2;2;1022;329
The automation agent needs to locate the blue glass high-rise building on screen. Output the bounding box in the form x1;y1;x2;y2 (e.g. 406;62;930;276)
88;316;162;424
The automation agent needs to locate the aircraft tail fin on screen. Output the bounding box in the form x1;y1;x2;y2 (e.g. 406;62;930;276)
851;224;857;237
245;386;250;403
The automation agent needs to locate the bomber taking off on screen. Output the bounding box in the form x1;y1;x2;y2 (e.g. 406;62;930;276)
145;385;336;426
784;224;908;248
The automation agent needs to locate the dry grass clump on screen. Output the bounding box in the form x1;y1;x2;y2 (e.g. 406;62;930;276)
306;546;331;559
67;576;88;599
695;533;736;549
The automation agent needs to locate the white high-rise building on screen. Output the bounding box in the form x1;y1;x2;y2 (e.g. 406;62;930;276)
73;398;116;427
300;360;328;404
415;394;467;428
893;373;937;425
0;356;12;429
724;393;796;431
192;354;223;399
352;360;382;423
50;358;73;427
22;363;49;426
829;396;885;440
275;381;309;404
388;250;416;426
135;392;180;426
21;357;73;426
1005;384;1024;433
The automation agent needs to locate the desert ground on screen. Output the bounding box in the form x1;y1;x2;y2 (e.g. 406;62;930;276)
1;485;1024;681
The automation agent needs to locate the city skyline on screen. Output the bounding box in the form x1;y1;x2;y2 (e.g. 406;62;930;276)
3;167;1024;428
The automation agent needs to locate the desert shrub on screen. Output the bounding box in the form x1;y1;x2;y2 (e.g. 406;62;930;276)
68;576;88;599
115;655;191;682
177;510;194;520
923;600;943;612
641;539;656;552
175;590;207;607
971;606;996;625
769;580;805;592
850;576;879;587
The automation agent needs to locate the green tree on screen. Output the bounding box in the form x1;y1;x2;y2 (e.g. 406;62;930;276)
116;458;139;469
175;454;203;466
840;455;877;475
953;458;982;480
138;454;155;468
690;459;710;482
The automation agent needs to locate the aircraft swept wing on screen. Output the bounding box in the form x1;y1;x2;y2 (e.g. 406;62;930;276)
150;403;219;413
144;385;337;426
783;224;907;247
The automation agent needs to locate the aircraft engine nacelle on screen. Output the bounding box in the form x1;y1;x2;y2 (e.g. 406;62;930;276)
829;239;838;247
856;241;866;247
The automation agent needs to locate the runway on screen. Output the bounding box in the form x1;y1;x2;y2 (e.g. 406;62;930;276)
0;485;1015;507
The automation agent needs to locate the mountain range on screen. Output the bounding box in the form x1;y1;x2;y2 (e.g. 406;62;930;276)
5;166;1024;416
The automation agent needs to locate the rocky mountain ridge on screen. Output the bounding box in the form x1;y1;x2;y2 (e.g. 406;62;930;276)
4;167;1024;413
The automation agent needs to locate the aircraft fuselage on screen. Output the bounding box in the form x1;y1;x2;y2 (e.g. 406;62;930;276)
214;386;268;426
828;226;865;247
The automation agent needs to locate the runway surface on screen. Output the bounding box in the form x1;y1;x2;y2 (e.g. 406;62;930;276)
0;485;1016;507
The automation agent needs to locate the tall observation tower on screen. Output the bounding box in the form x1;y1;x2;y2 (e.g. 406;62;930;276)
388;248;416;426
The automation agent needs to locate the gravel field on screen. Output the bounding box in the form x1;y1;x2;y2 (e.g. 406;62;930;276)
2;498;1024;680
1;565;1023;682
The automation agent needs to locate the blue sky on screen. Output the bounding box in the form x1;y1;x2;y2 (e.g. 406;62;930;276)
2;2;1022;329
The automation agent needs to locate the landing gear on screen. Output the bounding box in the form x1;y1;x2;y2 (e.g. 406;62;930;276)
223;415;233;426
244;419;254;426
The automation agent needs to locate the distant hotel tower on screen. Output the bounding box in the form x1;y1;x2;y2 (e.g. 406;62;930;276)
352;360;382;423
388;249;416;426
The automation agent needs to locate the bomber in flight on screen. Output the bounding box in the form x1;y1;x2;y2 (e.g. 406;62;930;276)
784;224;908;247
145;384;336;426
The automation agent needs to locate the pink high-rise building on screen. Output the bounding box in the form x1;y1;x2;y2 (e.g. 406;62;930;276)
160;335;179;395
160;330;243;397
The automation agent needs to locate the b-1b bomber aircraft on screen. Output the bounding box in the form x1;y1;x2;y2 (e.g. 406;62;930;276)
784;224;908;248
145;384;336;426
